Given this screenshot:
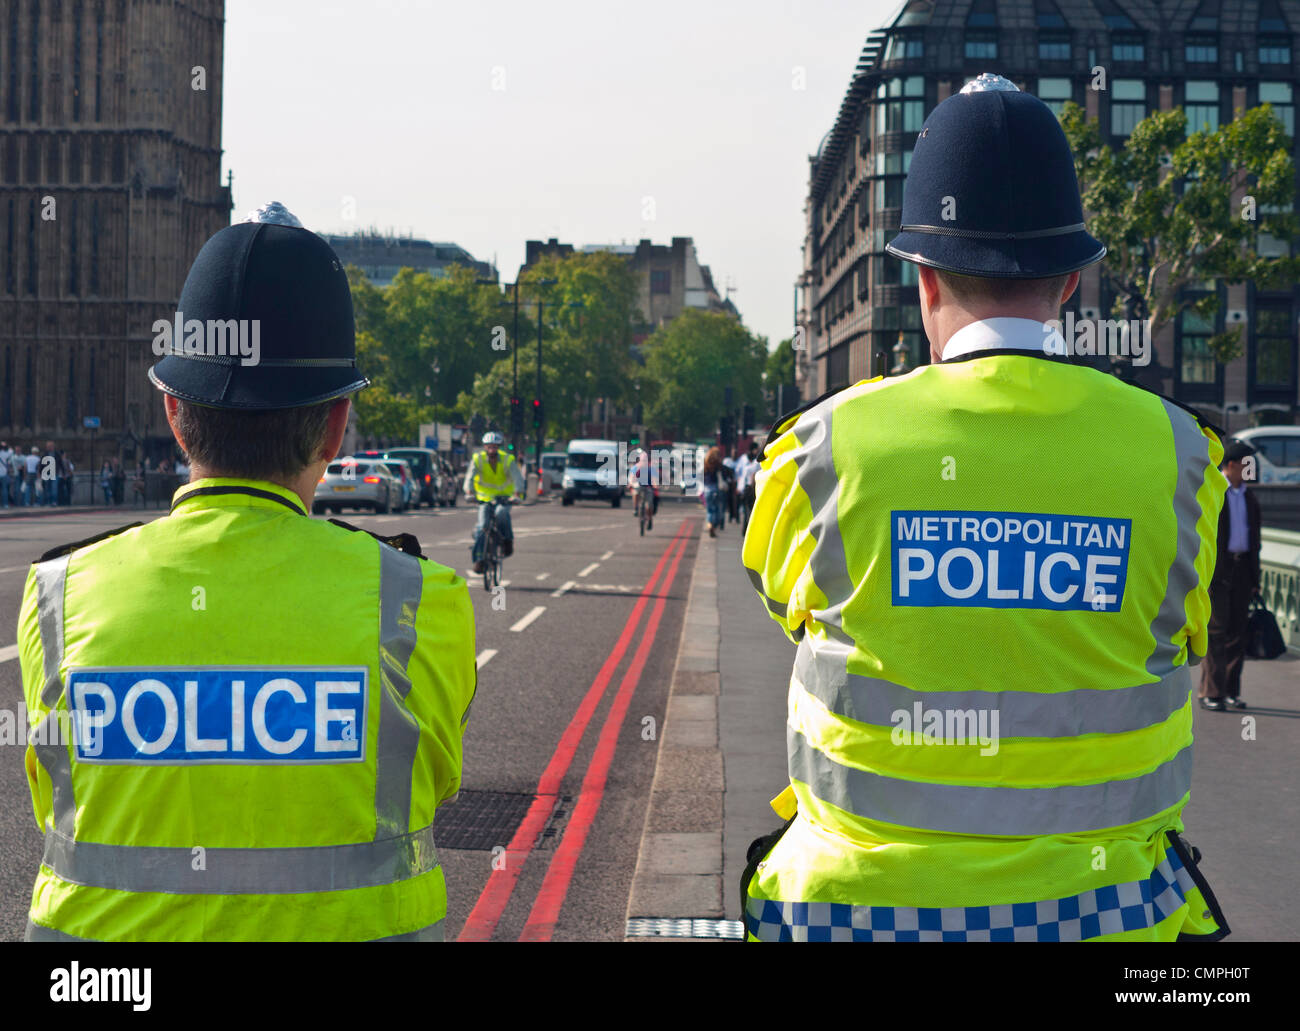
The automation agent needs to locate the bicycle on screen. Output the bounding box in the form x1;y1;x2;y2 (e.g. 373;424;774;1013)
634;485;654;535
480;497;514;592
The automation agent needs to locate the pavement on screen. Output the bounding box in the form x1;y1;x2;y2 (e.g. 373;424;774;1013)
625;515;1300;943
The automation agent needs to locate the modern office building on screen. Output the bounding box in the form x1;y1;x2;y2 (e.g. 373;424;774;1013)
0;0;232;463
798;0;1299;432
322;231;496;288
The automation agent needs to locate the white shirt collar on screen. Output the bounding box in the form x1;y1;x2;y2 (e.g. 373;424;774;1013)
941;317;1068;361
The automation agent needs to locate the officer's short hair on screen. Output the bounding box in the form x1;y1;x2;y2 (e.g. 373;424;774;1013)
173;399;335;480
935;270;1070;308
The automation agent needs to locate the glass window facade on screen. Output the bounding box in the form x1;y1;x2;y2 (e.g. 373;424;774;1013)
1260;82;1294;137
1254;308;1294;388
1185;81;1219;134
1111;79;1147;136
1037;77;1073;117
1179;310;1217;385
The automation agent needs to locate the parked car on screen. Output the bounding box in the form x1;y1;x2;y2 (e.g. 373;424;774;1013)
435;456;460;506
314;460;399;514
382;447;440;507
376;458;417;511
1230;427;1300;485
539;452;567;495
561;439;623;507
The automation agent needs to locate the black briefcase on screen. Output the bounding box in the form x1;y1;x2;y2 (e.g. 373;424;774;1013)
1246;596;1288;660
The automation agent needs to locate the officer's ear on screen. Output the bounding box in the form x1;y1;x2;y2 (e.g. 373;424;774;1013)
163;394;188;454
322;398;351;462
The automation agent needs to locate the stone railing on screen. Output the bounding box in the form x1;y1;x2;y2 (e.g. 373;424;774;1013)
1259;528;1300;652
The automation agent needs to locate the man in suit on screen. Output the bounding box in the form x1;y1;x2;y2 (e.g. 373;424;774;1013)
1200;440;1262;711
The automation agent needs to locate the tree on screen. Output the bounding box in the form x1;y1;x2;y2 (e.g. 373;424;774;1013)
764;337;797;420
1060;100;1300;373
344;265;505;440
519;251;642;420
643;310;766;438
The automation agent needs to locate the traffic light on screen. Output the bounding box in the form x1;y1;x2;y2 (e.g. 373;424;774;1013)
720;414;735;444
531;398;543;430
510;396;523;435
742;404;754;433
629;435;640;447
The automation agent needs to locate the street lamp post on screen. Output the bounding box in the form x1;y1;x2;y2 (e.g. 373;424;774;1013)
532;277;558;476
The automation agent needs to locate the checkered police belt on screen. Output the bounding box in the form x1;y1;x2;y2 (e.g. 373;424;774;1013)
745;845;1195;942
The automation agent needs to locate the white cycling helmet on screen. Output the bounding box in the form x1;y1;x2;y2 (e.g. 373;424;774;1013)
482;431;505;445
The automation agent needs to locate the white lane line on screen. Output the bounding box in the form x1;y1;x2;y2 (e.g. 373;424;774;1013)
0;642;19;664
476;649;497;669
430;522;623;547
510;606;546;632
0;565;32;574
500;580;511;587
551;580;576;598
578;562;599;577
601;550;614;560
536;573;549;580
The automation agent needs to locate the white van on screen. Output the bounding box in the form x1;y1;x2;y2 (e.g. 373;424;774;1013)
1231;427;1300;485
561;439;624;507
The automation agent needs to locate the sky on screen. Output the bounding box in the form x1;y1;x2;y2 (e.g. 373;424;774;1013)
221;0;902;351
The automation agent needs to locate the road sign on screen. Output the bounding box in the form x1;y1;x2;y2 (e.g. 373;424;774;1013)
83;416;101;429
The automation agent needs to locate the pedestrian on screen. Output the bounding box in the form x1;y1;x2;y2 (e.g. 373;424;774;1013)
111;458;125;505
734;441;761;533
723;451;738;523
58;451;74;506
700;446;726;538
1199;440;1262;712
23;447;40;506
100;459;115;506
0;440;12;509
131;457;147;507
18;201;476;942
741;75;1228;942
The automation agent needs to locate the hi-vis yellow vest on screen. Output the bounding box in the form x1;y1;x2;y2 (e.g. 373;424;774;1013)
470;451;516;502
742;353;1229;942
19;478;476;941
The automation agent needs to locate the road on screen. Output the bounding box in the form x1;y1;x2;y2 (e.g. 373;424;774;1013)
0;492;699;941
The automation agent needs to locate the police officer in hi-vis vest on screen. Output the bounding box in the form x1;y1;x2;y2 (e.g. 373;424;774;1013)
19;203;476;941
742;76;1230;941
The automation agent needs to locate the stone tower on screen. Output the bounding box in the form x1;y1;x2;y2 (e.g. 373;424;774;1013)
0;0;231;465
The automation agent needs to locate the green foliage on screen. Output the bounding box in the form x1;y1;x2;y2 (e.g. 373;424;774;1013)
346;264;506;440
642;309;767;438
1059;101;1300;367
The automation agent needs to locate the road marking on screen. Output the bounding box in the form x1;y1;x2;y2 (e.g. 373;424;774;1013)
550;580;575;598
0;642;19;664
536;573;549;580
510;606;546;632
458;519;694;943
578;563;599;577
476;649;498;669
601;550;614;560
500;580;511;587
430;522;623;548
520;530;691;941
0;565;31;574
576;584;639;593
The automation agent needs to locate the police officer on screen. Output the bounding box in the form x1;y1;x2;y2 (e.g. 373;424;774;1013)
742;76;1230;941
19;202;476;941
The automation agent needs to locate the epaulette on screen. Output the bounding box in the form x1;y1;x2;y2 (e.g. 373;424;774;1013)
328;518;426;559
35;522;145;565
759;376;885;462
1124;381;1226;440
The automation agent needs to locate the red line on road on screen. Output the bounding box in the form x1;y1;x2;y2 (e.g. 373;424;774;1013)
456;518;693;942
518;530;690;941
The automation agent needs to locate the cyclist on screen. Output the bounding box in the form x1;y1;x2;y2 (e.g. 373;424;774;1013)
628;448;659;520
464;431;525;573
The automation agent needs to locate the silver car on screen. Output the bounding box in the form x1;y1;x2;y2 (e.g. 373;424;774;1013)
313;460;399;515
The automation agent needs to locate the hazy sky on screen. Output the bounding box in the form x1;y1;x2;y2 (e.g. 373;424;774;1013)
222;0;900;350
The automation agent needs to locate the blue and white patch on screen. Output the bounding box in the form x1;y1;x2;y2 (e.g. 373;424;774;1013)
892;510;1131;611
66;667;368;764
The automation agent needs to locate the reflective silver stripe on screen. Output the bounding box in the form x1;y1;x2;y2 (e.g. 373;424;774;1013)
796;636;1192;738
791;402;856;634
32;556;76;839
746;566;788;618
790;727;1193;836
26;919;98;942
374;546;424;840
41;822;440;894
28;917;445;941
1146;400;1215;678
371;919;444;942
